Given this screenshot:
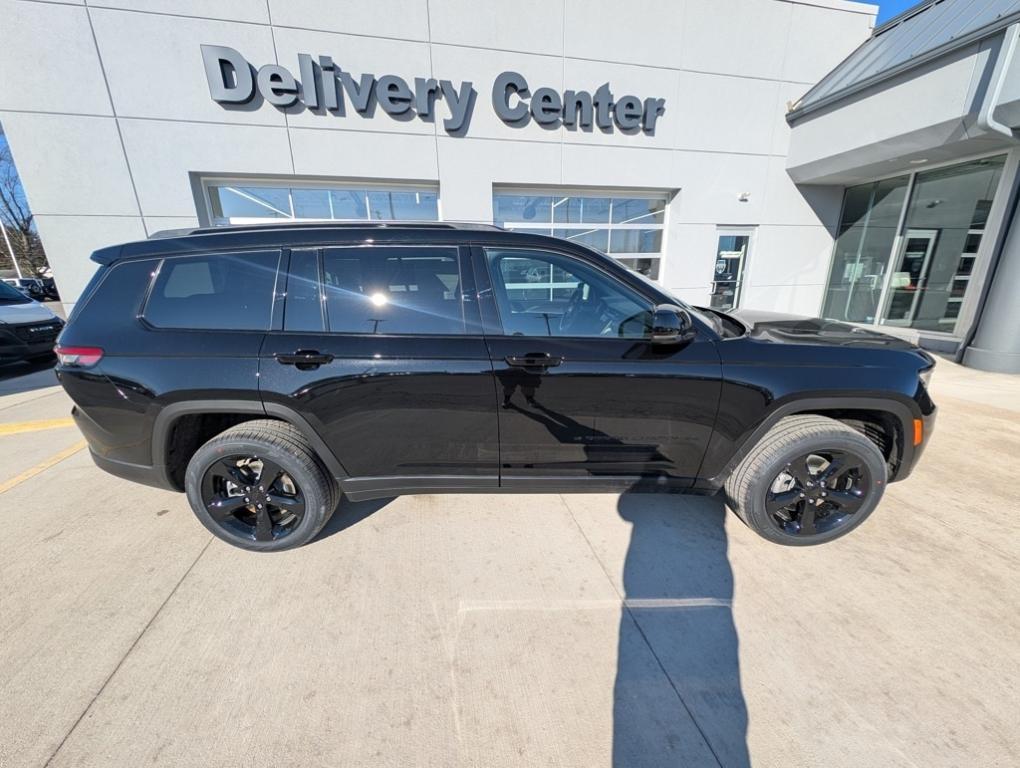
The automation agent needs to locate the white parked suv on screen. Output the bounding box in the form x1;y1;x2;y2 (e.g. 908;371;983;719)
0;279;63;365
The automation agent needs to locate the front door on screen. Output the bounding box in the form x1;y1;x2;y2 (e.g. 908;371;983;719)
477;246;722;487
881;228;939;327
259;245;498;490
710;228;752;311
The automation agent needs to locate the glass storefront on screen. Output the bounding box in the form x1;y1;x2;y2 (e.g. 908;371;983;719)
821;155;1006;335
822;176;909;324
492;191;667;279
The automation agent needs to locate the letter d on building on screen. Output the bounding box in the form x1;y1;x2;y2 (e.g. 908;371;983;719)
202;45;255;104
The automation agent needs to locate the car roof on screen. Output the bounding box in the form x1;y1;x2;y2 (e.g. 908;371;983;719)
91;221;588;265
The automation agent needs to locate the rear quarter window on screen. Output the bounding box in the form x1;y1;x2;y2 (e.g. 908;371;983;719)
63;259;157;339
144;251;280;331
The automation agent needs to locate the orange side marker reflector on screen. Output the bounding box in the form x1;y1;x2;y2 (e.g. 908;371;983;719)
913;419;923;446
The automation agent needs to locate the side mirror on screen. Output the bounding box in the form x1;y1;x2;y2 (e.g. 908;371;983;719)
649;305;694;345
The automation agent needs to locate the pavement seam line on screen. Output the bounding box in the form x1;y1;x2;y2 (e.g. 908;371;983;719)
42;536;215;768
0;417;76;436
556;494;726;768
0;388;63;413
0;439;87;495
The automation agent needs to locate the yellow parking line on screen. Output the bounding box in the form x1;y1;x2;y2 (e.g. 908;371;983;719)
0;439;87;494
0;417;75;437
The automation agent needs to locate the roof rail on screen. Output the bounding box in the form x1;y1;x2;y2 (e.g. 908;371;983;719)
148;220;504;239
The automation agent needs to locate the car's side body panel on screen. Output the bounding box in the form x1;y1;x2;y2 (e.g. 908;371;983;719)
697;324;936;488
259;333;500;483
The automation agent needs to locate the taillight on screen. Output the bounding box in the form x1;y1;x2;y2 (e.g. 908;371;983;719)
55;345;104;367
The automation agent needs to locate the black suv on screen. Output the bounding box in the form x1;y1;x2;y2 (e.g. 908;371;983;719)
56;222;936;551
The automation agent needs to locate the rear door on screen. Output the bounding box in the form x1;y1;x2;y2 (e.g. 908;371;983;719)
259;244;498;492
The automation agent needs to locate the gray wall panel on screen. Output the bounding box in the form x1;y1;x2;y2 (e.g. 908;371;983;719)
2;0;111;114
89;8;284;125
0;112;139;216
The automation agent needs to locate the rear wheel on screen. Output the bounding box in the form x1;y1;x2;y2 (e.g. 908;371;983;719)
185;420;339;551
724;415;887;546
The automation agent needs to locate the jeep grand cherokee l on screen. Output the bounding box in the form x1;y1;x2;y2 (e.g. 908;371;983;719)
55;222;936;551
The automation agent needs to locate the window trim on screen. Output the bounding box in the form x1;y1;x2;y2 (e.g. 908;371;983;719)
481;245;656;341
140;249;283;333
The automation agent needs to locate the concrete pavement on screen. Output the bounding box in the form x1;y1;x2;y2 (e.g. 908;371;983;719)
0;359;1017;767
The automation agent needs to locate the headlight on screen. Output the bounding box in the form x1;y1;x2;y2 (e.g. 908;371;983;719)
919;366;934;389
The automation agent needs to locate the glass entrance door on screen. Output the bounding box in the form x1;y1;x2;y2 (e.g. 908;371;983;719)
710;229;752;310
881;229;938;326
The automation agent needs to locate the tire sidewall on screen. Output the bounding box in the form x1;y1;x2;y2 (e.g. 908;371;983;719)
185;436;332;552
745;432;888;546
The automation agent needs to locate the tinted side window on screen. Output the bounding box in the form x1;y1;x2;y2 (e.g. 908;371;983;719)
485;248;653;338
321;246;465;335
62;259;157;340
283;249;324;332
144;251;280;331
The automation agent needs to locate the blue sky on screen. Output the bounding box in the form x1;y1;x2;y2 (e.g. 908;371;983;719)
874;0;922;24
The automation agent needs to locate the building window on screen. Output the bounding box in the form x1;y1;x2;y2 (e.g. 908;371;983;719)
821;155;1006;335
821;176;910;325
492;190;667;280
205;181;439;226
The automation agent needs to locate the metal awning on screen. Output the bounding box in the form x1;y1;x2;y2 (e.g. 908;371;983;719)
788;0;1020;122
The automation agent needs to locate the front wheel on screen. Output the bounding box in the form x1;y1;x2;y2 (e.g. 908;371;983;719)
185;420;339;551
724;415;888;546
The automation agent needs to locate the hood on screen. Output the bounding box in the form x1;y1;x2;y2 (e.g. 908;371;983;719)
0;299;60;325
727;309;918;350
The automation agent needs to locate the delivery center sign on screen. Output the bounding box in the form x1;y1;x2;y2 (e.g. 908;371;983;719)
201;45;666;136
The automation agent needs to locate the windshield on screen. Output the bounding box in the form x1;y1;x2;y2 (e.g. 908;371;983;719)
0;280;31;304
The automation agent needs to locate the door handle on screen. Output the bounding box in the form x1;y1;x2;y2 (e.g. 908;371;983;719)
505;353;564;369
276;350;334;369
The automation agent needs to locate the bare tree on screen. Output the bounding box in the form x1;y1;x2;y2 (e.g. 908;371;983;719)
0;129;49;277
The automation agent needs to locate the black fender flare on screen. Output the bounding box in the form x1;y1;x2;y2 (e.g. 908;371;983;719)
151;399;349;482
707;395;919;487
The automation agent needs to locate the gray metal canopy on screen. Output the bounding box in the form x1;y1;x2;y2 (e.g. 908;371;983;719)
788;0;1020;122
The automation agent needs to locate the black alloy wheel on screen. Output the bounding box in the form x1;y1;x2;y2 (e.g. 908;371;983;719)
765;449;871;537
200;455;306;543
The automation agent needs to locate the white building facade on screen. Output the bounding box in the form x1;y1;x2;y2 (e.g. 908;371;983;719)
0;0;876;318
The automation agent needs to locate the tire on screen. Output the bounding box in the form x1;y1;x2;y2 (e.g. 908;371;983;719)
184;419;339;552
723;415;888;546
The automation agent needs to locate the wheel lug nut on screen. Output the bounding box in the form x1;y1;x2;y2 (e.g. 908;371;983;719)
244;497;250;503
259;486;264;491
257;503;263;509
800;492;806;498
